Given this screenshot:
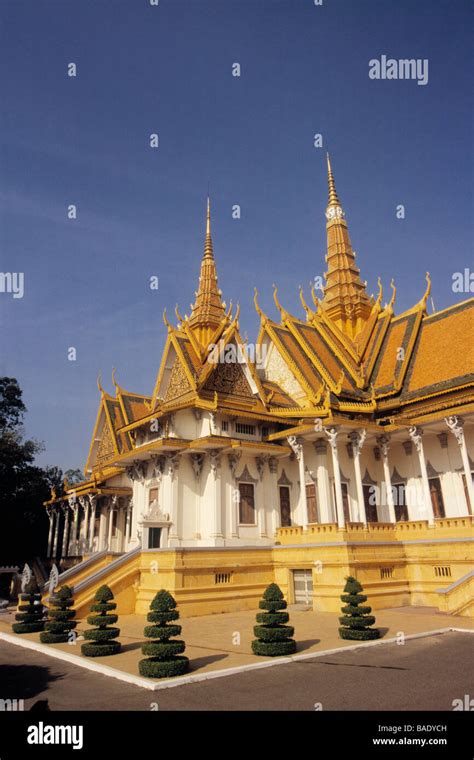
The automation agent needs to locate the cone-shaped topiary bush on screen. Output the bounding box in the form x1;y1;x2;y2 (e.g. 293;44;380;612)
12;579;44;634
252;583;296;656
40;585;77;643
81;585;121;657
339;576;380;640
139;590;189;678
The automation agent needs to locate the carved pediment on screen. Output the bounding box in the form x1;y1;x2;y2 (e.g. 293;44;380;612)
96;421;115;465
164;358;192;402
204;361;253;397
141;504;170;523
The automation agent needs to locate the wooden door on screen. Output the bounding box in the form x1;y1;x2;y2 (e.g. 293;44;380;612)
279;486;291;527
429;477;445;518
363;484;378;523
305;483;318;524
239;482;256;524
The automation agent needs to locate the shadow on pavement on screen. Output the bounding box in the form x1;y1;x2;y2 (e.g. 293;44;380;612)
190;653;229;672
0;663;64;701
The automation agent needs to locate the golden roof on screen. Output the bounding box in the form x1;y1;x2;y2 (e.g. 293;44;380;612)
187;197;226;345
322;154;372;337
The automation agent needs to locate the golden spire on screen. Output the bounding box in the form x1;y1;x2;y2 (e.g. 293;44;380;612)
322;154;371;339
327;153;341;208
188;197;226;345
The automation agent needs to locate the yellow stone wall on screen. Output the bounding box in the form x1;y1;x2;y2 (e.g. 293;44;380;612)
65;518;473;619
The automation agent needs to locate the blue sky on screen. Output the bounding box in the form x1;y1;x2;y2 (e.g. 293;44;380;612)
0;0;472;472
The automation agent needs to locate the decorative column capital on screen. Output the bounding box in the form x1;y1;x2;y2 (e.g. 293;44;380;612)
445;415;465;445
208;449;221;476
375;434;390;458
287;435;304;460
88;493;97;509
348;429;367;456
268;456;278;474
167;452;181;478
190;452;204;479
408;425;424;452
313;437;327;455
150;454;167;481
126;460;148;483
324;427;339;451
227;450;242;478
255;455;268;481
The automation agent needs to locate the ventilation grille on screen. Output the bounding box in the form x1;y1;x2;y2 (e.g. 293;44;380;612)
434;566;452;578
215;572;232;585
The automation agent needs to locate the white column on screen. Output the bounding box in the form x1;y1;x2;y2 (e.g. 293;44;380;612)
268;456;280;536
88;494;97;551
68;497;79;554
125;497;133;549
287;436;308;528
445;416;473;515
349;430;367;525
376;435;396;523
79;497;89;552
227;452;241;538
46;508;55;557
209;450;224;543
325;428;345;529
52;507;60;558
313;438;333;523
255;456;268;538
107;498;116;551
409;426;435;526
98;502;107;551
167;453;181;545
190;453;205;540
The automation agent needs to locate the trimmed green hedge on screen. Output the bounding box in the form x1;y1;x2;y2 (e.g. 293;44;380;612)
144;624;181;639
81;585;121;657
339;628;381;641
139;590;189;679
83;627;120;641
252;640;296;657
12;580;44;635
255;611;289;625
81;641;121;657
139;656;189;679
338;577;380;641
253;625;295;642
252;584;296;657
40;585;76;645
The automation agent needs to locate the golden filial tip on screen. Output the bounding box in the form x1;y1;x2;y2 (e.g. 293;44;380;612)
204;195;213;258
421;271;431;307
326;152;341;208
97;371;105;394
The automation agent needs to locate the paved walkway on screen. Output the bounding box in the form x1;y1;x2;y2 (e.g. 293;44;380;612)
0;605;472;681
0;631;472;710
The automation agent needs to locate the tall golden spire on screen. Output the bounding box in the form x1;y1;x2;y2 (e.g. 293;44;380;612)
188;197;226;345
327;153;341;208
322;154;371;339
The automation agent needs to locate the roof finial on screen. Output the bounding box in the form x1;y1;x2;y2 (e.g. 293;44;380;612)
327;152;341;208
204;195;213;258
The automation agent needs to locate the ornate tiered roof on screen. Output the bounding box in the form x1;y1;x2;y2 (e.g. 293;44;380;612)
82;161;474;476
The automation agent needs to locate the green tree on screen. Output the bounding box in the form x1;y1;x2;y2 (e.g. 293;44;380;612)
81;585;121;657
40;585;77;643
139;590;189;678
0;378;63;565
339;576;380;640
252;583;296;656
12;579;44;634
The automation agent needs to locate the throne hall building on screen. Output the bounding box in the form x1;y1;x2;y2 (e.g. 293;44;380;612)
44;157;474;618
